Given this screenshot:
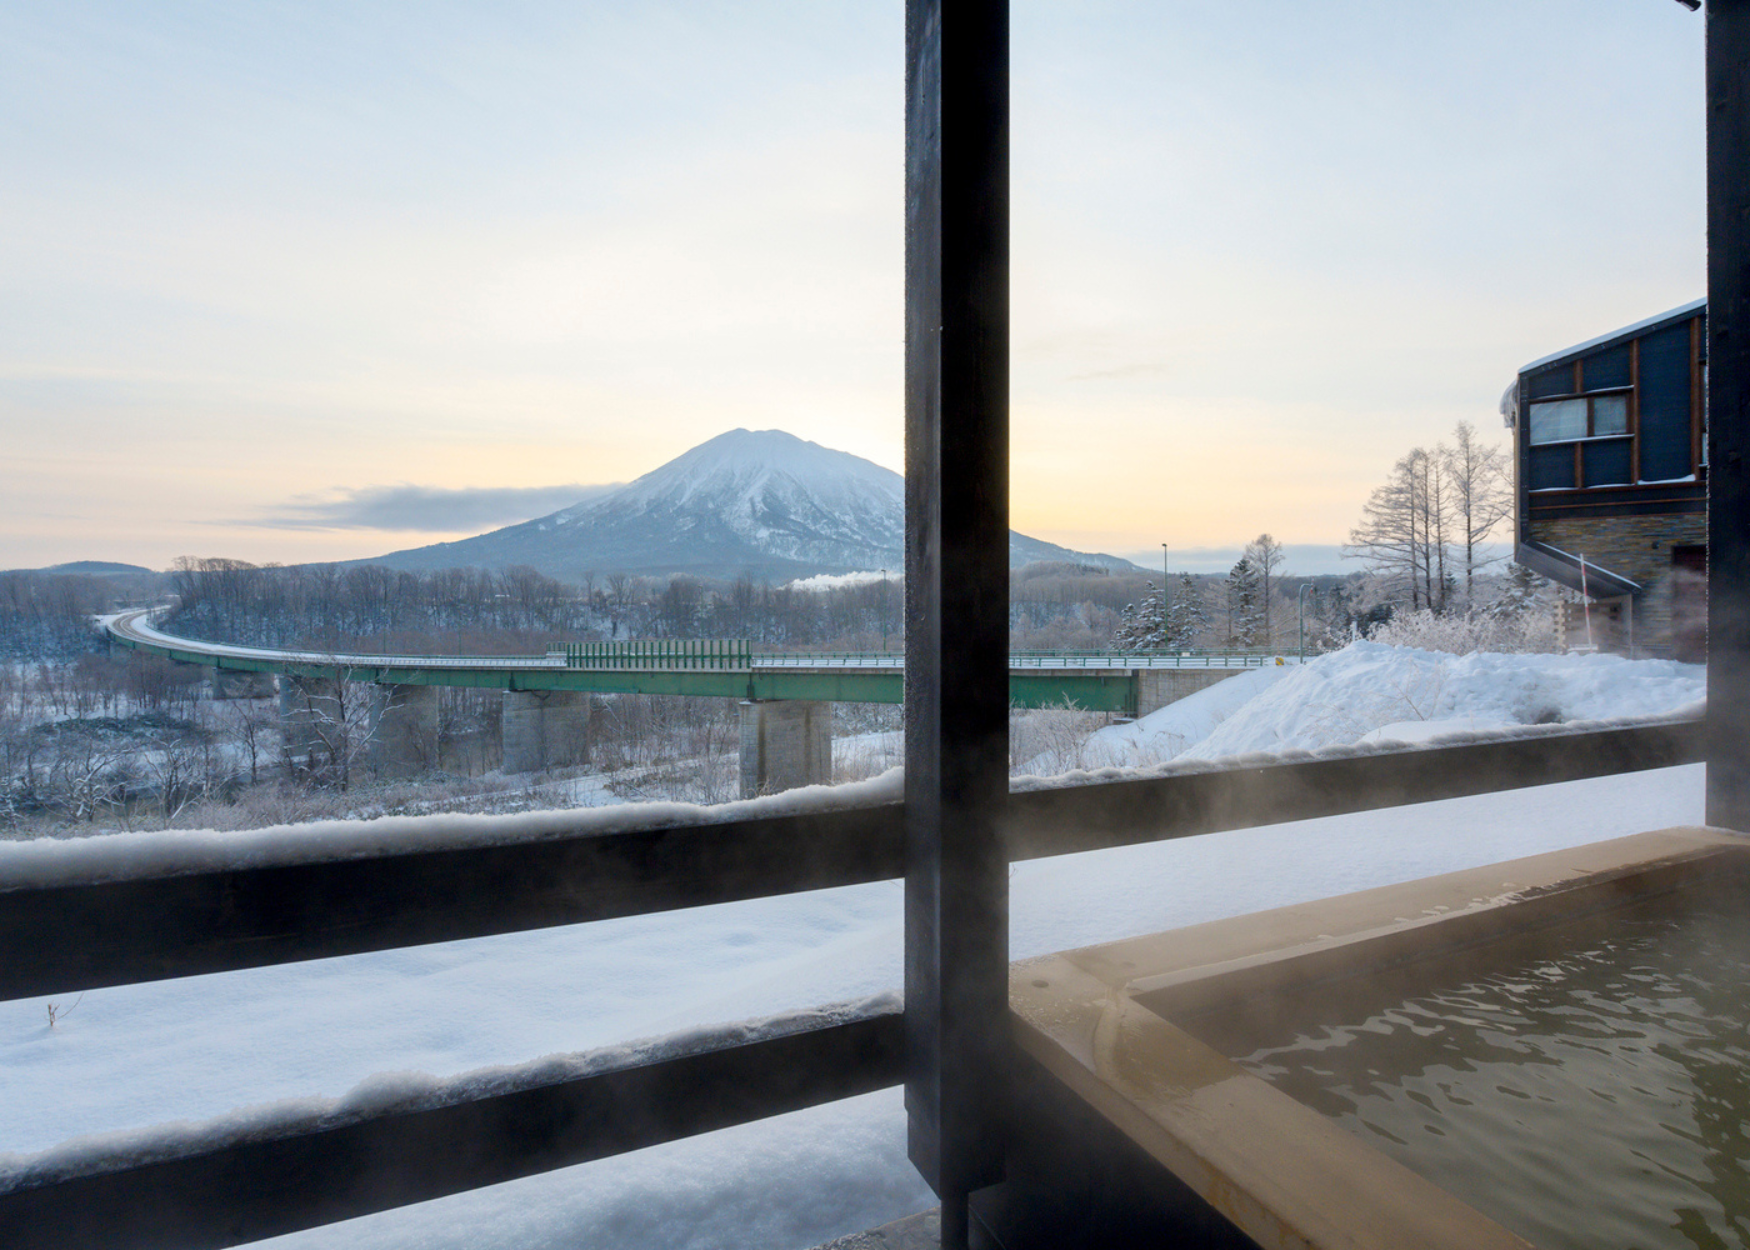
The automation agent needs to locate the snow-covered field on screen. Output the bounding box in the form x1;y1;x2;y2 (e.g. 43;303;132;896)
0;644;1716;1249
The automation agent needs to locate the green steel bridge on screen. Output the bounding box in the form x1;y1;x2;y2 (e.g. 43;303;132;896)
106;610;1296;716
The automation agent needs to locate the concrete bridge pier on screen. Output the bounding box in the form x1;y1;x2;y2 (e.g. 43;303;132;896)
210;668;276;700
1134;669;1245;719
369;683;440;779
278;675;344;772
739;700;833;798
172;659;214;698
503;690;590;774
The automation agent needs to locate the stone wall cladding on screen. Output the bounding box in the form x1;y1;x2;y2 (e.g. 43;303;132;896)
1528;513;1707;654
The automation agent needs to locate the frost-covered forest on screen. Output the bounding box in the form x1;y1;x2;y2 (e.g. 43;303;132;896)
161;554;1538;658
0;568;158;660
162;558;912;653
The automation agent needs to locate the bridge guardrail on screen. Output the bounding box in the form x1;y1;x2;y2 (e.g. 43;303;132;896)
566;639;753;669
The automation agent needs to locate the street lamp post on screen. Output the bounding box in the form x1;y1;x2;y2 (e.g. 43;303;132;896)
1298;582;1312;662
1161;543;1170;651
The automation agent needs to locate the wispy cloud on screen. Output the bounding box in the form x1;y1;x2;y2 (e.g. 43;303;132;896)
239;483;622;533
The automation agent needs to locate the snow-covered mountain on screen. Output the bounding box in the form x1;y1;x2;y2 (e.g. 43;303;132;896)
366;429;1140;581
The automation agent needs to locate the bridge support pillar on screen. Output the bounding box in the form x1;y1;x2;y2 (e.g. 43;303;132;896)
211;668;276;700
502;690;589;774
369;683;440;779
1133;669;1243;719
739;700;832;799
279;676;344;773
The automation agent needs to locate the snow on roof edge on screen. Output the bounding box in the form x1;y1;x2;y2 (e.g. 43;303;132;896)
1517;297;1706;376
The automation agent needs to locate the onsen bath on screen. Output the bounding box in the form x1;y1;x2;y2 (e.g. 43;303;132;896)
977;828;1750;1250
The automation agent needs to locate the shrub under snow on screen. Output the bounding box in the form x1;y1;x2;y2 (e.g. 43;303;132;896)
1368;607;1559;656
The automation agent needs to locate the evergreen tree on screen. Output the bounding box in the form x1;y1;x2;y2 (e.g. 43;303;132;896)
1488;561;1548;621
1164;572;1208;648
1112;582;1167;651
1225;558;1262;646
1318;581;1355;646
1114;572;1213;651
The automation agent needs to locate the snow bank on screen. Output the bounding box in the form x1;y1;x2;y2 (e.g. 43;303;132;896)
1073;642;1704;772
0;993;899;1195
1011;706;1701;795
1077;665;1292;767
1183;643;1704;759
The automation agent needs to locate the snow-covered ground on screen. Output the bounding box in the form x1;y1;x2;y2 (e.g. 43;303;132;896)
0;644;1716;1249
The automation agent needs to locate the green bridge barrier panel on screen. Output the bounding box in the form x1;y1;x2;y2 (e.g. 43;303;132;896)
567;639;752;670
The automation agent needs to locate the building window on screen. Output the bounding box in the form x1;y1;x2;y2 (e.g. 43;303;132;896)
1528;398;1586;443
1593;393;1629;436
1528;393;1628;444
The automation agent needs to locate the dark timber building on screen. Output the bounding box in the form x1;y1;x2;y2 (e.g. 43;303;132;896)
1505;298;1708;659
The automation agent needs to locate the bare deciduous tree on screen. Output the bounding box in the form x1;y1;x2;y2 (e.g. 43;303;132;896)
1244;534;1287;645
1347;448;1452;612
1442;421;1513;606
1348;424;1512;616
217;698;278;785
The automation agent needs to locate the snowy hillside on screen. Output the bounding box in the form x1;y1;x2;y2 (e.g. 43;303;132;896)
363;429;1141;580
1077;642;1705;771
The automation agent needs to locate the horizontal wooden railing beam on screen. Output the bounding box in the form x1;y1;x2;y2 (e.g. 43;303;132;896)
0;1009;905;1250
1005;719;1705;861
0;803;906;1001
0;721;1702;1001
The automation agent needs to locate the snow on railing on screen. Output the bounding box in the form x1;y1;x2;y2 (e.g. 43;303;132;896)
0;770;906;892
0;992;901;1196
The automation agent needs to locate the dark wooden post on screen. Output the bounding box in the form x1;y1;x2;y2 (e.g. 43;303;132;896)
904;0;1010;1245
1708;0;1750;831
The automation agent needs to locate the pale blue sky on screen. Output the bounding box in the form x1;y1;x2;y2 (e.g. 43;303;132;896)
0;1;1706;571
